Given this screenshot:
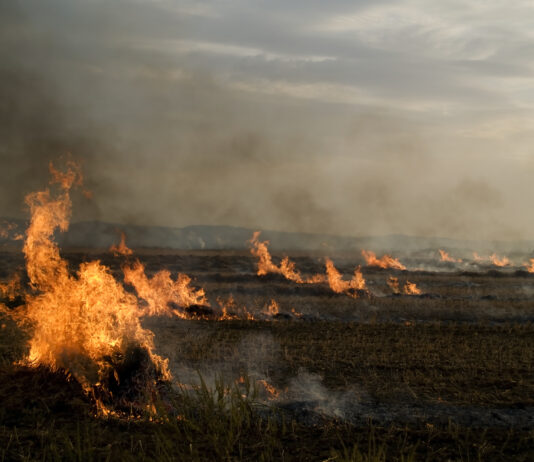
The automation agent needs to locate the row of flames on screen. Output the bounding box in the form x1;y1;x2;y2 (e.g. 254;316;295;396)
249;231;420;296
1;162;404;406
439;249;518;268
0;161;530;413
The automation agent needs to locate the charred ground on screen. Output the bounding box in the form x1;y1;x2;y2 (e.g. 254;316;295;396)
1;249;534;461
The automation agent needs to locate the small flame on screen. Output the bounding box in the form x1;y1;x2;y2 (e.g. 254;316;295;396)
264;299;280;317
439;249;462;263
403;280;421;295
249;231;280;276
249;232;324;283
525;258;534;273
257;379;280;399
291;307;303;319
216;295;239;320
473;252;510;266
110;231;133;256
489;253;510;267
362;250;406;270
325;258;367;298
216;295;254;320
4;161;175;399
388;276;421;295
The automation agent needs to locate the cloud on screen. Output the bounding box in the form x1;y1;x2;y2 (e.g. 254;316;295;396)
0;0;534;240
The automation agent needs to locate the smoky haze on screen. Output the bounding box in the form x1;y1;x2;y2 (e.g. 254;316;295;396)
1;0;533;241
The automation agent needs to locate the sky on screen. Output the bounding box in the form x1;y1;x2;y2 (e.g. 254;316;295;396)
1;0;534;240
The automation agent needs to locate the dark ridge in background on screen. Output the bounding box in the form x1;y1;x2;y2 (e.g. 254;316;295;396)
2;218;534;253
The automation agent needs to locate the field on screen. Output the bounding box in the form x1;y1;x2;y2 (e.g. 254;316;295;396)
1;249;534;461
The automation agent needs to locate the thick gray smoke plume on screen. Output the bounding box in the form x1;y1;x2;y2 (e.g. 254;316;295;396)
1;1;533;241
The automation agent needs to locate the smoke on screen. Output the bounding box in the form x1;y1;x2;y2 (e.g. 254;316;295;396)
149;326;281;390
149;324;361;419
283;369;363;420
1;0;533;241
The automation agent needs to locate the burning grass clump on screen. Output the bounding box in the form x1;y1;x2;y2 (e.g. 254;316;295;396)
0;161;214;415
94;344;172;414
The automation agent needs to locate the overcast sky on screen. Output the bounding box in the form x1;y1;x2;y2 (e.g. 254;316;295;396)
1;0;534;240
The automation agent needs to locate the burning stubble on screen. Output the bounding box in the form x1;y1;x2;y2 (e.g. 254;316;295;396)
1;161;355;414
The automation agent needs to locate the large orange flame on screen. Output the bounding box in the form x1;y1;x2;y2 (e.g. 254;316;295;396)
361;250;406;270
2;161;173;394
439;249;462;263
325;258;367;298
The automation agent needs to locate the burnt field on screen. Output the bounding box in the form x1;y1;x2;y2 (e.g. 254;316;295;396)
1;248;534;461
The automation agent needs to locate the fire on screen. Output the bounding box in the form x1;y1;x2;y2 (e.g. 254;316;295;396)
387;276;420;295
291;307;303;319
278;256;307;283
216;295;254;320
249;232;373;298
249;232;324;283
216;295;239;320
249;233;371;299
110;231;133;256
236;375;280;400
473;252;510;267
525;258;534;273
257;379;280;399
264;299;280;317
403;280;421;295
0;274;21;301
122;260;209;318
325;258;367;298
489;253;510;267
361;250;406;270
2;160;173;399
439;249;462;263
249;231;279;276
